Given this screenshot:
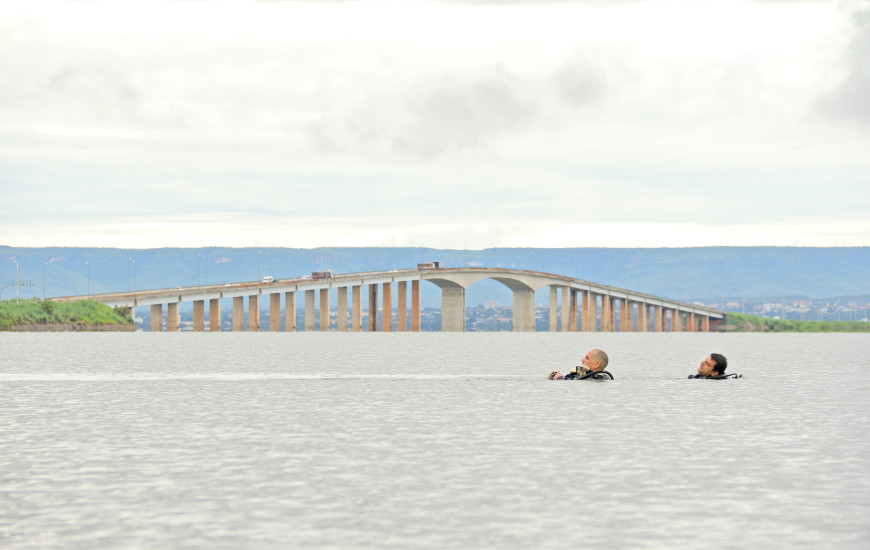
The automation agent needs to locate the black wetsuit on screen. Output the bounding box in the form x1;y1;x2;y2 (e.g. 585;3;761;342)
688;373;741;379
565;368;611;380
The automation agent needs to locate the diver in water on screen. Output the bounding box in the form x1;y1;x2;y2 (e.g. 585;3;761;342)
549;349;612;380
688;353;736;379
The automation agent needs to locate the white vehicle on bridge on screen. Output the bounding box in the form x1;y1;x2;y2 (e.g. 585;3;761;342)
262;275;274;283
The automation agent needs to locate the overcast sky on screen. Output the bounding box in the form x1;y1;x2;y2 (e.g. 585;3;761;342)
1;0;868;249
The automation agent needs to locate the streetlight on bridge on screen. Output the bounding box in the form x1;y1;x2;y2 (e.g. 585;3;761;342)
129;258;136;291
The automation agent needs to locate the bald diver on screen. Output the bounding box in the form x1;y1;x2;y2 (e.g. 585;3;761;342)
548;349;613;380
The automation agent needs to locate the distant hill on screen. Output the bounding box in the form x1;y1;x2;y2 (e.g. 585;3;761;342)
2;246;867;307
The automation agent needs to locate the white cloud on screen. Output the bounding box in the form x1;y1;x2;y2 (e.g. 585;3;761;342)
1;0;869;248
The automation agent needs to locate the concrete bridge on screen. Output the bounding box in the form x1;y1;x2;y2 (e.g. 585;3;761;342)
50;266;724;332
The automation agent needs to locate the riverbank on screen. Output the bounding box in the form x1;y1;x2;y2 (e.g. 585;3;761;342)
8;323;138;332
0;299;137;332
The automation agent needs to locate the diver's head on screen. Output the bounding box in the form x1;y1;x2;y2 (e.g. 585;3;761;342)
698;353;727;376
582;349;609;371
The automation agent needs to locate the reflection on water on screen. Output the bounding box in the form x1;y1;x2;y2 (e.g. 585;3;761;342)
2;333;869;549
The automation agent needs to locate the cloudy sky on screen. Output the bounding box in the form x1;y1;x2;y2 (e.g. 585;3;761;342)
1;0;868;249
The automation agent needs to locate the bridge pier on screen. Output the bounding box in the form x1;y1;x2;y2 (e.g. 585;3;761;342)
210;298;221;332
558;288;569;332
337;287;348;331
285;291;296;331
233;297;244;331
193;300;205;332
672;310;682;332
305;290;315;331
320;289;330;331
549;287;558;332
584;292;597;332
167;302;180;332
397;281;407;331
382;283;392;332
617;299;627;331
249;295;259;332
512;288;535;332
602;296;613;331
633;302;642;332
368;284;378;331
151;304;162;332
270;293;281;332
411;280;421;331
441;286;465;332
352;285;362;331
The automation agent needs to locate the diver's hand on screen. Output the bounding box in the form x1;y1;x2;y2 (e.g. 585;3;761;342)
548;370;564;380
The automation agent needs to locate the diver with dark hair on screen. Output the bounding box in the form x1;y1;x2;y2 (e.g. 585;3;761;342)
689;353;740;379
548;349;613;380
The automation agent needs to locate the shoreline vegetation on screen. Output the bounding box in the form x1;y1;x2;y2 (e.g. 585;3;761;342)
0;299;137;332
719;312;869;333
1;299;867;333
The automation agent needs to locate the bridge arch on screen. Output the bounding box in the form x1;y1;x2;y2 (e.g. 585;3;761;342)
422;271;560;332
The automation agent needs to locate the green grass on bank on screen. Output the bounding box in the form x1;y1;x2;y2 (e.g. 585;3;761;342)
723;312;870;333
0;298;135;331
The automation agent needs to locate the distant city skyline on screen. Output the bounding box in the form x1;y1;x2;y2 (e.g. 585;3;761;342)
2;0;869;249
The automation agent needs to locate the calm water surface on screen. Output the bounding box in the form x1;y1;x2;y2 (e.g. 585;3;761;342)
2;332;869;549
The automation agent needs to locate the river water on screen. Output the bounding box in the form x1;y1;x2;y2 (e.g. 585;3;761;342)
1;332;869;549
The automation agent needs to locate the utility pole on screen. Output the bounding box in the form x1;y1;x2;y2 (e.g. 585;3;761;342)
13;258;19;304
